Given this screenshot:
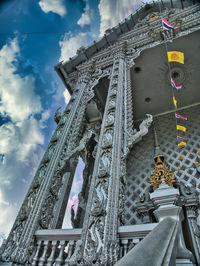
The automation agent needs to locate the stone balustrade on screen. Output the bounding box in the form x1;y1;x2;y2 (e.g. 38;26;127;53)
32;228;82;266
32;223;158;265
118;223;158;258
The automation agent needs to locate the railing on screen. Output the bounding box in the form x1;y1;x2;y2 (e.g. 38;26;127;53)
118;223;158;259
33;228;82;266
33;223;158;265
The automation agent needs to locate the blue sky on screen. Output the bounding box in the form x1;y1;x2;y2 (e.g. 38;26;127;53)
0;0;146;240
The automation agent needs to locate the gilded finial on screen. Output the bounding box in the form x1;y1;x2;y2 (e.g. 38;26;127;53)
149;156;176;189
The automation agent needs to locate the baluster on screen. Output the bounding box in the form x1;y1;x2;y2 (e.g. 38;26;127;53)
32;240;42;266
38;240;49;266
121;239;128;256
134;238;140;245
65;240;75;263
55;240;66;266
47;240;58;266
119;243;123;259
128;239;136;252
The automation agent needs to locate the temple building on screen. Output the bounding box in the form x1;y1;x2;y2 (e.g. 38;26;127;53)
1;0;200;265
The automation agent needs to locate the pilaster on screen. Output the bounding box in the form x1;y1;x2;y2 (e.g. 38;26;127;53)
180;185;200;265
0;69;94;264
80;47;127;265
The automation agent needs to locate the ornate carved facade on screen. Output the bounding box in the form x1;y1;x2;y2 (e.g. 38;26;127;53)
1;0;200;265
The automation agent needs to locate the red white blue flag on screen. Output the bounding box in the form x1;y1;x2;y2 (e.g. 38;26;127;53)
171;78;182;90
177;135;187;141
175;113;188;120
162;17;179;30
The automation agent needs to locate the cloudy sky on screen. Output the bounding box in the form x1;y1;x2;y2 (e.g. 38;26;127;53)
0;0;147;241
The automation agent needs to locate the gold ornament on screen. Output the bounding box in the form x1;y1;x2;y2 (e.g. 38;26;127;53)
149;156;176;189
149;14;159;20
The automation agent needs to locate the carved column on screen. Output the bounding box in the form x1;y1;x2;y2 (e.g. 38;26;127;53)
182;193;200;264
81;47;127;265
0;69;94;264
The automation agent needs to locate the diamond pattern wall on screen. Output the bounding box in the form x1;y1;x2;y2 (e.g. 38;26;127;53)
125;105;200;225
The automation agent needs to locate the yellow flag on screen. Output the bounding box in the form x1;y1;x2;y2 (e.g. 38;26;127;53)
178;156;185;161
173;97;177;109
167;51;184;64
178;142;186;147
177;125;186;132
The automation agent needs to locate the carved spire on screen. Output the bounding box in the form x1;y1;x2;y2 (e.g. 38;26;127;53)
153;123;162;160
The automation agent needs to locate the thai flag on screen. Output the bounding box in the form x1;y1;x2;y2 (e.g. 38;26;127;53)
175;113;188;120
177;135;187;141
162;17;179;30
171;78;182;90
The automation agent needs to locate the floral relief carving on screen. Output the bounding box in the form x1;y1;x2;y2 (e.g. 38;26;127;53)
54;107;62;124
102;129;113;149
38;164;47;180
85;179;108;263
39;193;57;229
110;87;117;97
105;111;115;127
98;151;111;178
108;98;116;110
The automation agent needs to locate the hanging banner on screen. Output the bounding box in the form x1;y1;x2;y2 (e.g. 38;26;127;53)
171;78;182;90
173;97;177;109
162;17;179;30
175;113;187;120
167;51;184;64
177;135;187;140
177;125;187;132
178;142;186;147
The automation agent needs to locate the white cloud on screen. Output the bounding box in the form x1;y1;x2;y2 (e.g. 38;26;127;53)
0;123;16;155
0;38;51;237
77;2;91;28
63;89;71;104
16;118;44;162
40;109;51;128
0;189;18;237
98;0;142;36
0;38;41;122
0;117;45;237
0;37;48;163
59;32;88;62
0;118;44;164
39;0;66;16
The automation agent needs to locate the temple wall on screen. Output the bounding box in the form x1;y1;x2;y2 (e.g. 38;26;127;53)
125;104;200;225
